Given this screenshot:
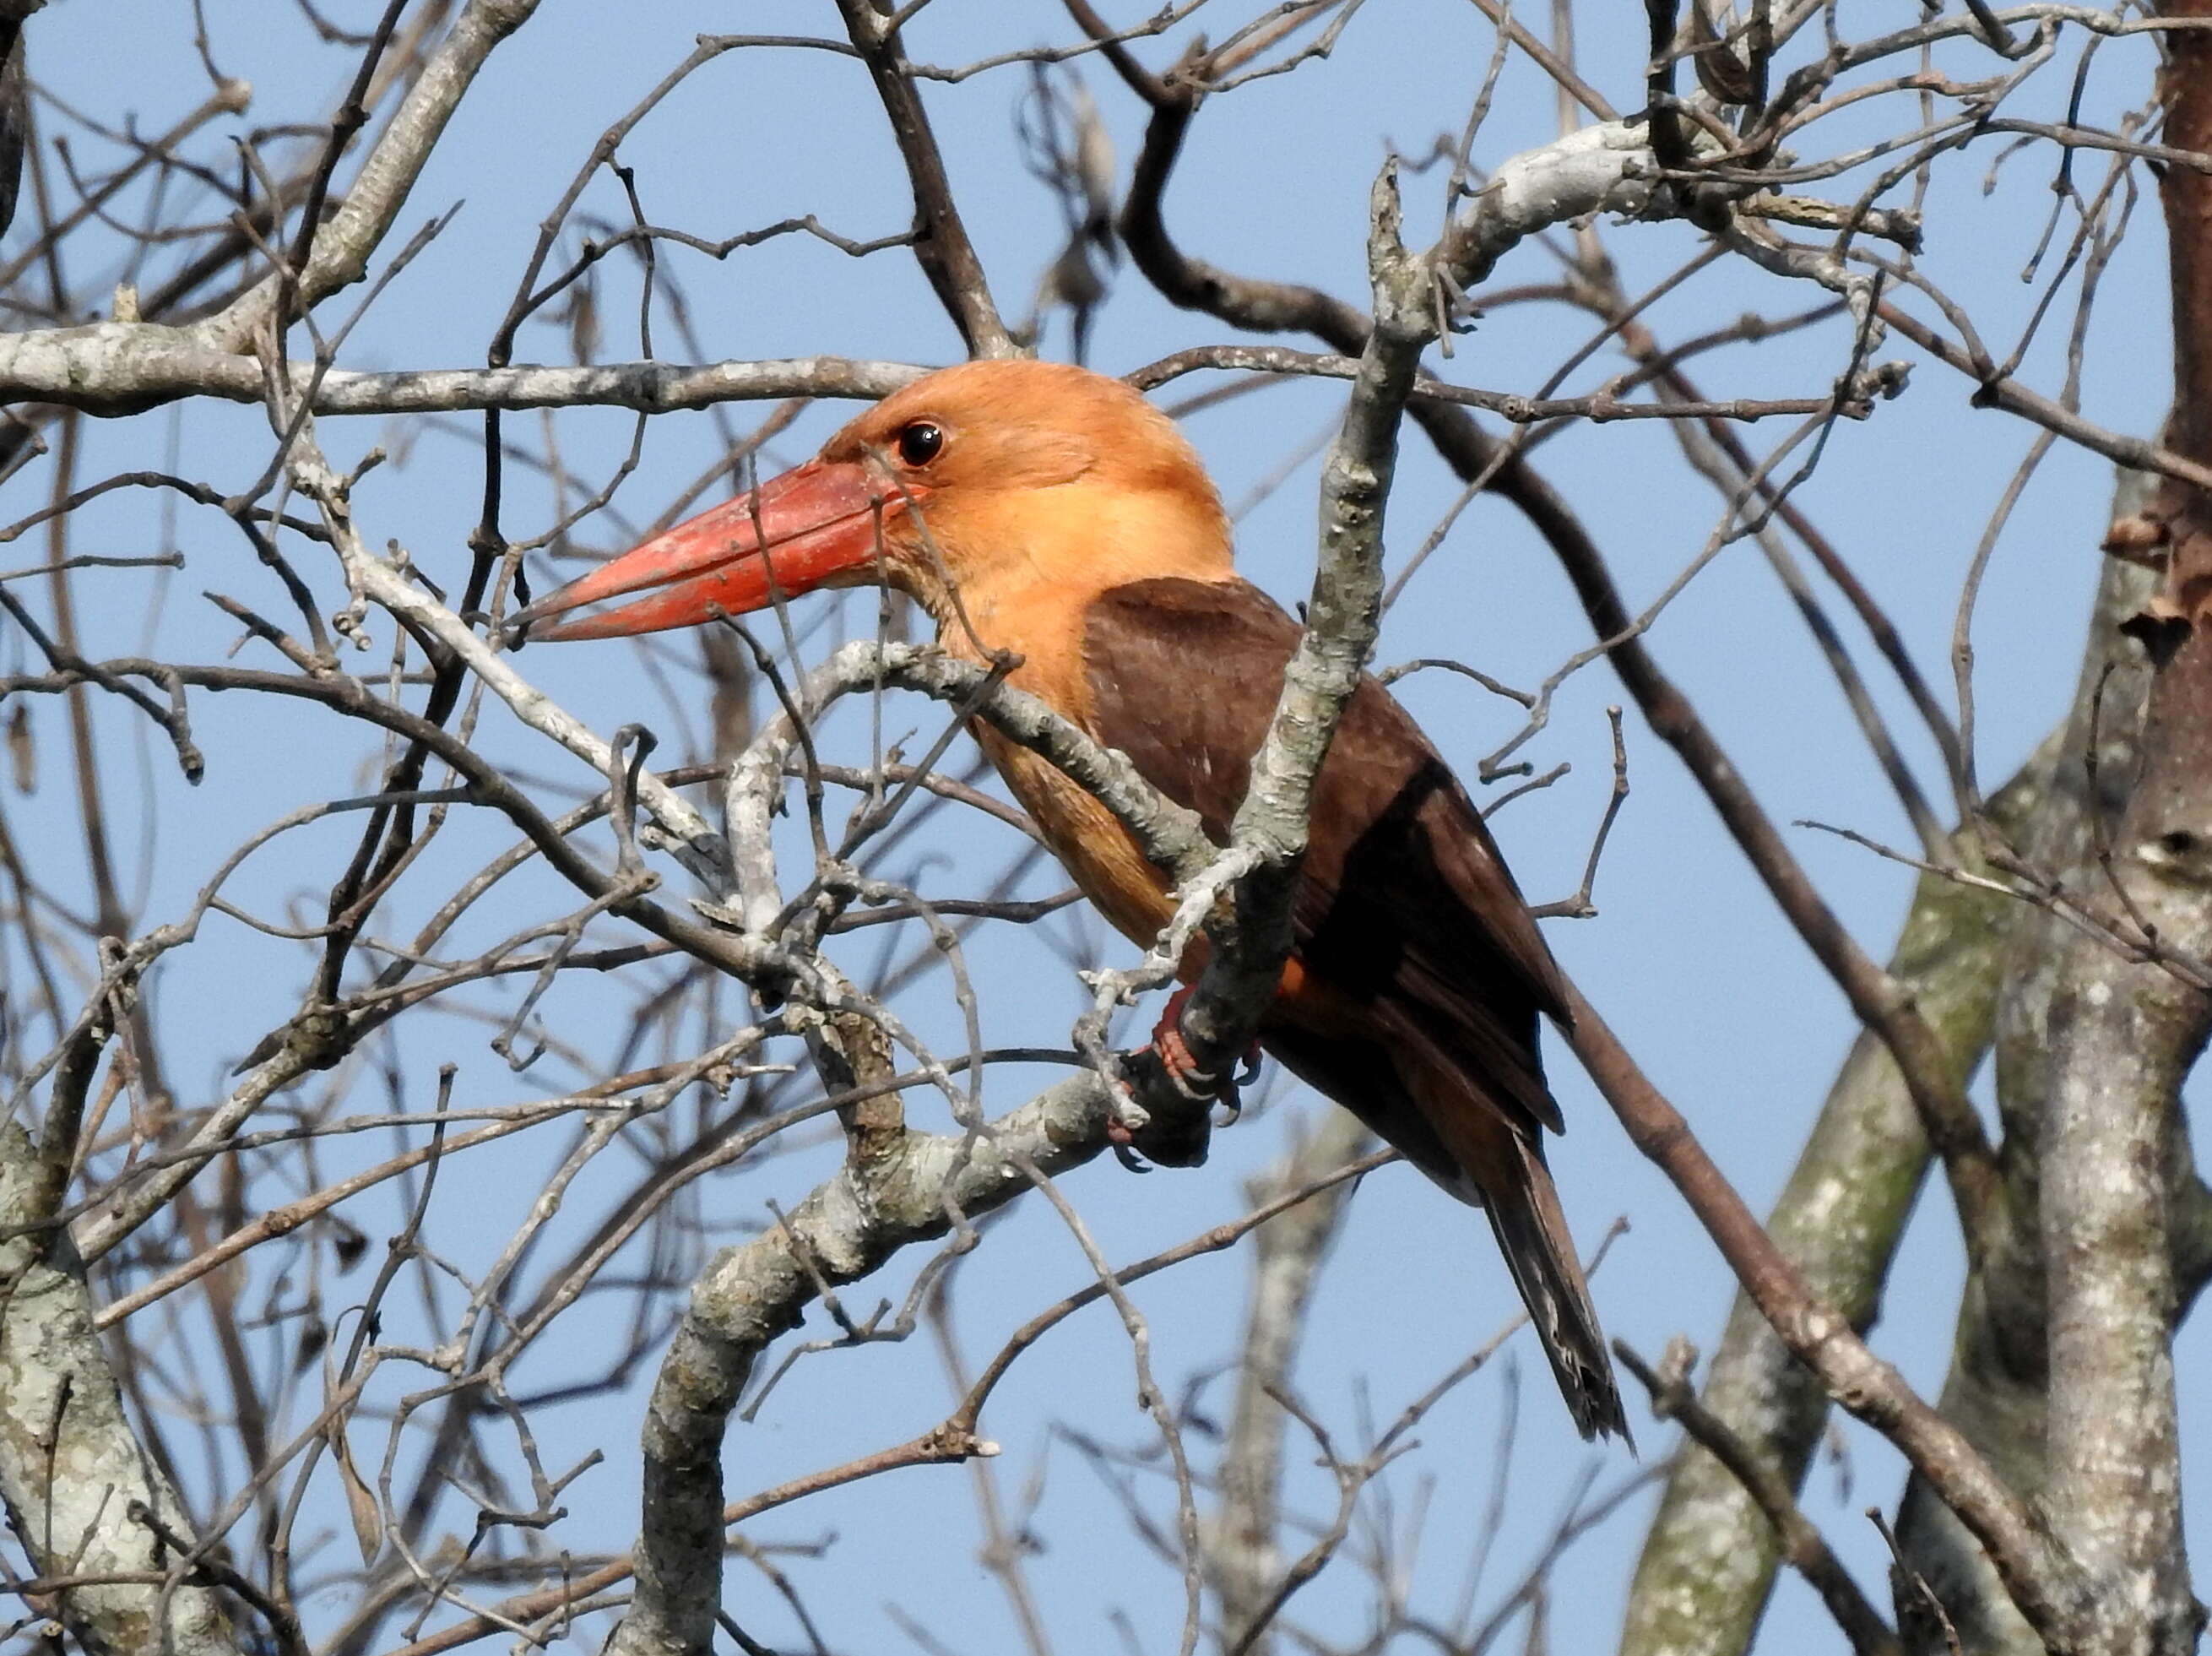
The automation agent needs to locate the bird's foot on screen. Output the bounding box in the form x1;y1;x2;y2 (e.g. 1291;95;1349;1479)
1092;991;1256;1169
1103;1105;1152;1172
1102;988;1260;1171
1147;985;1263;1116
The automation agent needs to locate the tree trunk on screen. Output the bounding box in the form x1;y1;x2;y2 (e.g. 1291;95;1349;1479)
0;1123;241;1656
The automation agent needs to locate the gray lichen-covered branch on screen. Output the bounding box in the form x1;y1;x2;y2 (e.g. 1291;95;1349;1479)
0;1122;242;1656
605;1072;1123;1656
0;345;927;418
1167;128;1655;1083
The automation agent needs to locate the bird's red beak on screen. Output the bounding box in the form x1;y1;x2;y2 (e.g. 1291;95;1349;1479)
510;458;902;642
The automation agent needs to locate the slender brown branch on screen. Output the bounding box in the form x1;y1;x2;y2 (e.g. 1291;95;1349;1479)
1614;1338;1902;1656
833;0;1012;356
1564;978;2086;1647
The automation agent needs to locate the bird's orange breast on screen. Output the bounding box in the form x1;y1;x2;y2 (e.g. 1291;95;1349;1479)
974;720;1184;948
941;567;1352;1024
943;568;1185;952
971;719;1362;1034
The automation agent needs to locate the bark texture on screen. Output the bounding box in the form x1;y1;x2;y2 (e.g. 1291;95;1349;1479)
1973;16;2212;1639
0;1123;241;1656
605;1072;1121;1656
1895;538;2158;1654
1619;759;2041;1656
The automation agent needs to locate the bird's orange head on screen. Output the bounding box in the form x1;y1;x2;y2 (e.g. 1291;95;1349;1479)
512;359;1233;643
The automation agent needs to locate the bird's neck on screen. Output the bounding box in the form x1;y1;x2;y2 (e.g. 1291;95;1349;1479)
917;482;1236;668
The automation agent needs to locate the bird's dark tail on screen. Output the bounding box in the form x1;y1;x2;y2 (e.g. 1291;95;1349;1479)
1482;1135;1629;1442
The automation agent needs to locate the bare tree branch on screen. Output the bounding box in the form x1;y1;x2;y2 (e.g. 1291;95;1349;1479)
833;0;1014;358
1616;1336;1901;1656
1207;1110;1373;1655
1566;980;2091;1648
1622;748;2054;1656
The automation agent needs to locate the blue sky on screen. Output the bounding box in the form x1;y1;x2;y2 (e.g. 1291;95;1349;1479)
8;2;2201;1652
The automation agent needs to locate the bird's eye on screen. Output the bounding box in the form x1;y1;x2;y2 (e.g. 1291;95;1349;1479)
896;421;945;467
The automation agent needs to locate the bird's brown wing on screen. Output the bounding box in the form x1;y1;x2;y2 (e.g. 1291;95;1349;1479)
1082;576;1627;1441
1080;575;1570;1141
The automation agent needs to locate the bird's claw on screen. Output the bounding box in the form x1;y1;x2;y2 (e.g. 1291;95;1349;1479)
1104;1090;1153;1171
1147;985;1262;1116
1153;1016;1228;1105
1099;990;1261;1173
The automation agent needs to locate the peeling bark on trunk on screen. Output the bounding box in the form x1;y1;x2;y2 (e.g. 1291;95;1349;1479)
1619;772;2034;1656
1895;535;2160;1656
0;1123;241;1656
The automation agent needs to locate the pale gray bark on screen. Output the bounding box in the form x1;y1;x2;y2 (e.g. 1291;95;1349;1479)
2017;22;2212;1641
1619;757;2044;1656
605;1071;1122;1656
0;345;925;418
201;0;540;352
2039;888;2201;1654
0;0;541;421
1891;498;2196;1656
0;1122;241;1656
2033;600;2207;1649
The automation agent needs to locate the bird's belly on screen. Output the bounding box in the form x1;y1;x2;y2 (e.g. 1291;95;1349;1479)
976;725;1183;949
973;724;1371;1035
